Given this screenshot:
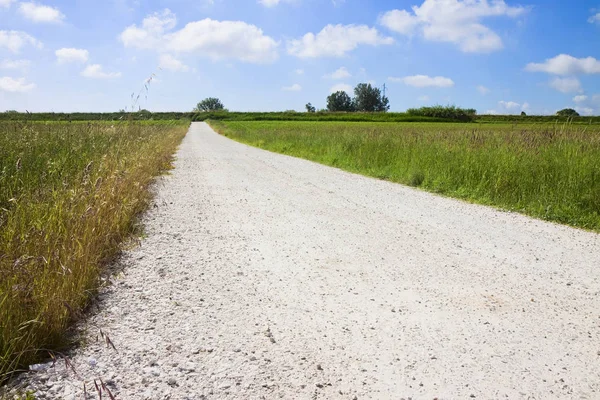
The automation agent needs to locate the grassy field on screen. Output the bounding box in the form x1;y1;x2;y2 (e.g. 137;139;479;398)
0;120;188;380
210;120;600;231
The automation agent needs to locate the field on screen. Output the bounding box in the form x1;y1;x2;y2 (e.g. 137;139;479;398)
210;120;600;231
0;120;188;379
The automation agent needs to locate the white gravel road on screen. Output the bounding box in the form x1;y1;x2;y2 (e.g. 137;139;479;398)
12;122;600;399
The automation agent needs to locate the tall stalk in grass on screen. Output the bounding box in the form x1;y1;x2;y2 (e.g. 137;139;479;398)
0;120;187;379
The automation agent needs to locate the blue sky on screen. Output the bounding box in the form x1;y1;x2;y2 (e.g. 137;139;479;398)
0;0;599;114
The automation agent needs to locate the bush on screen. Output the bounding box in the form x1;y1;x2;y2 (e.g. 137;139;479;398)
406;105;477;122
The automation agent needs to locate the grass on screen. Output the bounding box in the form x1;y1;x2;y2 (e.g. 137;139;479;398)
0;120;188;380
209;120;600;231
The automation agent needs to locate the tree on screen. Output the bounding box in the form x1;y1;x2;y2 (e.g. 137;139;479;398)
556;108;579;117
326;91;354;112
521;111;527;116
305;103;316;113
353;83;390;112
195;98;225;112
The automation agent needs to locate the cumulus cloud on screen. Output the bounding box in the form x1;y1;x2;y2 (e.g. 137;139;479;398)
18;2;65;23
589;13;600;24
477;85;490;95
325;67;351;79
548;77;582;94
379;0;526;53
55;48;89;64
0;76;35;92
0;0;15;8
389;74;454;88
282;83;302;91
0;59;31;69
329;83;353;93
0;30;42;53
120;9;279;64
573;95;588;103
525;54;600;76
81;64;122;79
486;100;529;115
287;24;393;58
159;54;189;71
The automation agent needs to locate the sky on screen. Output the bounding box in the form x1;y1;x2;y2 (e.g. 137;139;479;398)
0;0;599;115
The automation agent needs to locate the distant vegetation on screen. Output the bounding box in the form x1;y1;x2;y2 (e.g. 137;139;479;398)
1;109;599;124
406;105;478;122
210;120;600;232
194;97;226;112
326;83;390;112
556;108;580;117
0;120;188;380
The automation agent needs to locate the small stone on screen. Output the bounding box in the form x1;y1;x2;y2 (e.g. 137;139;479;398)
316;364;323;371
88;357;97;367
168;378;178;387
316;383;324;388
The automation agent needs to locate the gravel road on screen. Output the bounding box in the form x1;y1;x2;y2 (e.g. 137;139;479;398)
12;122;600;399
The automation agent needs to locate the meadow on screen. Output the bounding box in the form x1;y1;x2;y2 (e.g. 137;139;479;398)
210;120;600;231
0;120;188;379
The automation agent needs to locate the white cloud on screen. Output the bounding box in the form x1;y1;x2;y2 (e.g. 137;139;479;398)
329;83;353;93
526;54;600;76
258;0;280;6
0;30;42;53
55;48;89;64
159;54;189;71
418;95;430;101
477;85;490;95
120;9;279;64
325;67;351;79
589;13;600;24
287;24;393;58
0;0;15;8
575;107;594;116
81;64;122;79
0;59;31;69
389;74;454;88
0;76;35;92
282;83;302;91
549;77;582;94
294;69;304;75
573;95;588;103
379;0;526;53
489;100;529;115
18;2;65;23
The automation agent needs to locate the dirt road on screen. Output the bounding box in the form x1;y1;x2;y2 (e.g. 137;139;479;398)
17;122;600;399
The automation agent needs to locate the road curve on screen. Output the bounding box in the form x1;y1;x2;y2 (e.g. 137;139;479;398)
15;122;600;399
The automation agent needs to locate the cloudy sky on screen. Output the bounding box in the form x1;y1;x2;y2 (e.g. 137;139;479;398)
1;0;599;114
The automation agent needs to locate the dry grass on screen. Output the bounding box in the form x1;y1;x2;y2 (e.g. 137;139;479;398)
0;120;188;380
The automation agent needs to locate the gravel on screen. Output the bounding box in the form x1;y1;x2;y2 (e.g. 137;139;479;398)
5;122;600;399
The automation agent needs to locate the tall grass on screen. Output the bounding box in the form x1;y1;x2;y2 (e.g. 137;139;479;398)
0;120;187;379
210;120;600;231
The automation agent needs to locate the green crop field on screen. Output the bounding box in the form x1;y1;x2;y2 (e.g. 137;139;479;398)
0;120;188;379
210;120;600;232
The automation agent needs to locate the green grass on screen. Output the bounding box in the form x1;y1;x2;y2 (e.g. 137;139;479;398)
0;120;188;380
209;120;600;231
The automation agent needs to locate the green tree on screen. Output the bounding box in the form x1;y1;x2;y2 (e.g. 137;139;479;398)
305;103;316;113
353;83;390;112
195;98;225;112
556;108;579;117
521;111;527;116
326;91;354;112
